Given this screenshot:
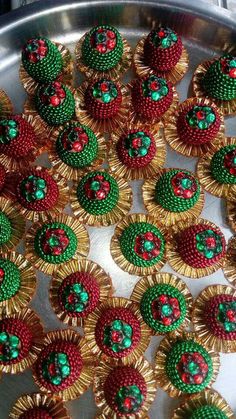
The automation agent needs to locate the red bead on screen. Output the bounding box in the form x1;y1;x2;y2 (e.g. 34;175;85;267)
100;82;109;92
97;44;106;53
68;294;75;304
132;138;141;149
50;96;60;106
162;317;172;325
58;89;66;99
194;374;203;384
145;232;154;241
229;68;236;78
95;175;104;181
48;363;56;376
102;181;110;191
159;295;168;304
107;39;116;50
205;237;216;248
196;111;205;120
107;30;116;39
181;373;190;384
183;190;193;199
151;248;160;256
72;141;83;152
38;46;47;56
142;252;150;260
181;354;189;363
150;81;158;91
0;268;4;278
173;309;180;318
226;310;235;321
229;167;236;175
53;82;61;88
111;330;122;343
53;247;63;255
29;53;37;63
96;190;106;200
158;30;165;38
124;397;132;410
174;187;182;196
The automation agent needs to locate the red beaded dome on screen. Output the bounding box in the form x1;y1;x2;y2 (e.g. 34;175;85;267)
204;294;236;341
0;317;33;365
0;115;36;159
85;78;122;120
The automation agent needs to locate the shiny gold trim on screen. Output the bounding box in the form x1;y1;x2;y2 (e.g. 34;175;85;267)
192;58;236;116
155;332;220;398
164;97;225;158
25;213;89;275
48;122;107;181
19;42;73;96
0;308;44;374
142;168;204;227
223;235;236;286
9;392;70;419
32;329;94;402
0;89;13;117
75;34;132;81
110;213;169;276
84;297;151;364
192;284;236;353
172;389;234;419
197;137;236;200
128;82;179;129
131;272;193;336
70;170;132;227
0;251;37;316
108;125;166;180
75;81;131;135
50;258;112;327
94;357;157;419
227;201;236;232
133;37;189;84
0;197;25;253
169;217;226;279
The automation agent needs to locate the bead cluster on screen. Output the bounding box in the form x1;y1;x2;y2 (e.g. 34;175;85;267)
22;37;63;83
58;272;100;318
0;318;33;364
0;115;36;159
132;75;173;119
211;144;236;184
76;171;119;215
95;307;141;358
85;79;122;120
103;366;147;414
0;259;21;302
155;169;200;212
116;130;156;169
176;223;226;269
56;122;98;168
16;169;59;211
0;211;12;245
190;405;228;419
34;222;78;264
186;106;216;130
82;25;124;71
35;81;75;126
143;27;182;72
140;283;186;333
166;339;213;393
120;222;165;267
202;54;236;100
35;341;82;392
204;295;236;339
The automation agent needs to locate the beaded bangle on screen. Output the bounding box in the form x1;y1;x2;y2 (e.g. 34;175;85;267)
94;357;157;418
32;329;94;401
9;393;70;419
84;297;151;363
134;27;189;84
50;259;112;327
155;332;220;397
192;284;236;353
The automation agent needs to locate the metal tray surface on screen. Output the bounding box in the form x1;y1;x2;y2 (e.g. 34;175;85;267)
0;1;236;418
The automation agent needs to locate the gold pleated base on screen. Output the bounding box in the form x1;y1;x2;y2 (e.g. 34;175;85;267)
0;89;13;117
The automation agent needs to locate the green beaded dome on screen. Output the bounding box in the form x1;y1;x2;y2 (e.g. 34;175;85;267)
0;212;12;245
34;222;78;264
166;339;213;394
190;405;228;419
155;169;201;212
202;54;236;100
35;82;75;126
210;144;236;184
0;259;21;302
22;37;63;83
81;25;124;71
56;123;98;168
119;222;165;267
140;283;186;333
76;171;119;215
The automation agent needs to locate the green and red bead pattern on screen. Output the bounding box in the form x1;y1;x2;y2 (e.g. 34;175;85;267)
0;258;21;303
211;145;236;184
186;106;216;130
76;171;119;215
202;55;236;100
35;340;83;391
189;405;228;419
56;122;98;168
0;115;36;159
22;37;63;83
0;317;33;364
155;169;200;212
166;339;213;393
120;222;165;267
0;212;12;245
82;25;124;71
104;366;147;414
85;78;122;120
16;169;59;211
131;75;174;119
143;27;182;72
35;81;75;126
176;223;226;269
95;307;141;358
204;295;236;339
140;283;187;333
116;130;156;169
20;407;52;419
34;222;78;264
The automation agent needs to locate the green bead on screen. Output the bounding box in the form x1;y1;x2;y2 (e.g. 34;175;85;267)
37;179;46;188
143;240;154;252
206;113;216;123
123;324;132;337
188;361;199;375
75;303;84;312
181;178;192;189
48;236;59;247
90;180;100;191
73;283;82;293
35;189;45;200
0;332;7;343
9;335;19;347
197;243;205;251
161;86;168;95
122;337;132;348
205;249;214;259
198;121;208;129
10;349;19;359
162;38;171;48
57;353;67;365
162;304;173;316
80;291;89;302
61;365;70;376
112;320;123;331
51;376;62;385
8;120;17;128
151;91;161;101
196;234;201;241
188;117;195;126
139;146;147;156
142;136;151;147
103;93;111;103
112;343;120;353
8;128;17;138
128;149;136;157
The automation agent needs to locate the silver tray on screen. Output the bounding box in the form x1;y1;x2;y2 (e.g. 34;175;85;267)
0;1;236;418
